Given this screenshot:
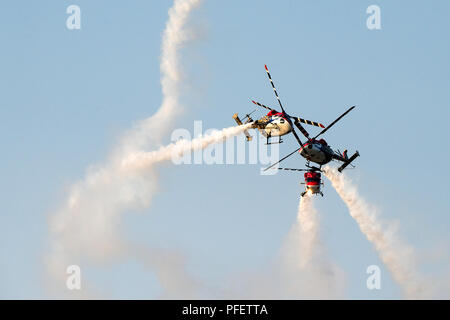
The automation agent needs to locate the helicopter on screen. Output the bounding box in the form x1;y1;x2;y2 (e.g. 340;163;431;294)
254;64;359;174
233;66;325;145
276;166;325;197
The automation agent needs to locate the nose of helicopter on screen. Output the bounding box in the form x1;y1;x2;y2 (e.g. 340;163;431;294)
306;184;320;194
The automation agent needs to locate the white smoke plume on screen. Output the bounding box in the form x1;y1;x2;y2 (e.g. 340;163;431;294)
47;122;251;297
46;0;207;298
118;0;203;155
278;195;345;299
323;165;432;299
229;195;345;299
122;124;252;170
124;243;203;299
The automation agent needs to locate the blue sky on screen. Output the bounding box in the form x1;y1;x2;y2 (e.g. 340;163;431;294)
0;0;449;299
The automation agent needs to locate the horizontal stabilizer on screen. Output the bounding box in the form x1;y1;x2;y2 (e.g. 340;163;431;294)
338;151;360;172
233;113;252;141
232;113;243;126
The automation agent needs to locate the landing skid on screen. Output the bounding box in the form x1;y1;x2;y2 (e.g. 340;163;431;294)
305;162;322;172
300;191;324;198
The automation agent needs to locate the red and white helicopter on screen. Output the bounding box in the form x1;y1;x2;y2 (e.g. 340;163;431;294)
277;166;324;197
233;66;325;145
238;65;360;197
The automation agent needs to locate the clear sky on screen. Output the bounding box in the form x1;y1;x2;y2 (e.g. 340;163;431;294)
0;0;449;299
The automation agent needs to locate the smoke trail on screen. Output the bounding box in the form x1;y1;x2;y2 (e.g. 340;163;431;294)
47;123;250;297
219;195;345;299
282;196;323;270
279;195;345;298
124;243;203;299
121;124;252;170
119;0;203;155
46;0;205;298
296;195;325;268
323;165;431;299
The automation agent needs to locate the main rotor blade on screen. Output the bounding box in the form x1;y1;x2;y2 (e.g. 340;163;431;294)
293;118;310;139
314;106;355;139
263;147;300;172
277;167;309;172
294;117;325;128
264;65;286;114
263;65;305;146
290;125;304;146
251;100;275;112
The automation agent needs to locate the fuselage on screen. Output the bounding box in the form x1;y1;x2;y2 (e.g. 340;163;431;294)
255;112;337;166
257;111;292;137
304;171;322;195
299;139;334;165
